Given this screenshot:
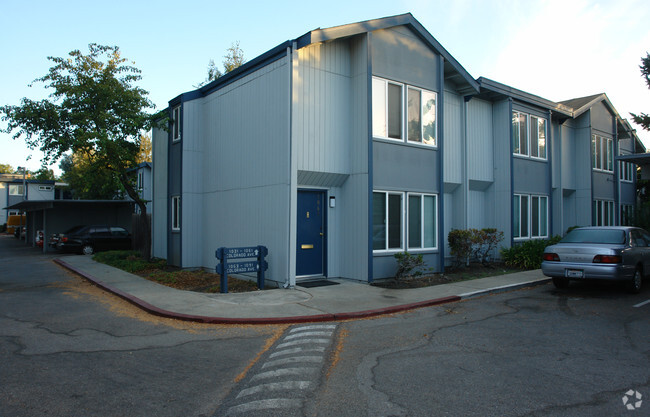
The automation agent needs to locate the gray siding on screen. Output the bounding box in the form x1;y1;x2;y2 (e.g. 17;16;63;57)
467;98;494;184
492;100;512;245
152;126;168;259
181;99;203;268
292;35;370;281
443;90;463;185
512;158;548;194
199;57;291;282
373;142;438;191
371;26;438;90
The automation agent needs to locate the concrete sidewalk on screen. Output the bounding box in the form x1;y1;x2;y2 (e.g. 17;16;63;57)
54;256;550;324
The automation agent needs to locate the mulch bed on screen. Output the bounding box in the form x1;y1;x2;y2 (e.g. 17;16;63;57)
371;263;523;289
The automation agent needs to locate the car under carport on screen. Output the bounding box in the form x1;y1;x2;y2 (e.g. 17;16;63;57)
4;200;135;253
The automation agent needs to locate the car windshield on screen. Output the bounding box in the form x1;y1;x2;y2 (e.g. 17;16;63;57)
561;229;626;244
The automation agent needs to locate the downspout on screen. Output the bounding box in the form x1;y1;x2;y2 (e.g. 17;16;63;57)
438;54;445;273
547;110;553;236
509;98;514;248
367;32;374;283
285;43;296;289
463;95;473;231
613;117;620;225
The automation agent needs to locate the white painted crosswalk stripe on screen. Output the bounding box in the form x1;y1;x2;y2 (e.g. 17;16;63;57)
283;330;333;340
221;324;338;416
226;398;302;415
269;346;325;358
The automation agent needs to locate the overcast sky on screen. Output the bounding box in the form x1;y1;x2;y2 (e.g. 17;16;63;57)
1;0;649;175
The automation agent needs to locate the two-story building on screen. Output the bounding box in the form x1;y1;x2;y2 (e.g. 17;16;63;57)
151;13;644;287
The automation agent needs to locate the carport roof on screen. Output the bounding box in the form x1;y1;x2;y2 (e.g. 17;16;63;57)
4;200;134;211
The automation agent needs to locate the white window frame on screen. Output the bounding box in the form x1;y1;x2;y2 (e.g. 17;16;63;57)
512;111;547;160
619;160;634;183
372;191;404;252
406;193;438;251
38;185;53;191
372;77;437;148
593;199;615;226
8;184;24;196
514;194;548;240
172;106;181;142
171;196;181;231
137;171;144;191
592;134;613;173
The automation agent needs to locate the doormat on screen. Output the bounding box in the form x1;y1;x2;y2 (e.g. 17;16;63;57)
297;280;340;288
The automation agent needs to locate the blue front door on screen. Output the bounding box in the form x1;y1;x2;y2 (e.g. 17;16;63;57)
296;190;325;276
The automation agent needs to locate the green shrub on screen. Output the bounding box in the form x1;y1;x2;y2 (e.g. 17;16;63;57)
448;229;473;267
448;228;504;267
394;251;427;280
500;235;562;269
93;250;166;273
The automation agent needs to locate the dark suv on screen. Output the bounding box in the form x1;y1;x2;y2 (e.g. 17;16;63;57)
56;225;132;255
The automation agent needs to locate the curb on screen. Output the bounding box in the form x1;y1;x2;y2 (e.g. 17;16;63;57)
54;258;462;324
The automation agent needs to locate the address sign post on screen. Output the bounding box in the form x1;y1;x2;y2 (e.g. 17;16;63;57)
215;245;268;293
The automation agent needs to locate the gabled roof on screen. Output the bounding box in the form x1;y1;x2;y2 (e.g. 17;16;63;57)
477;77;573;118
177;13;479;103
558;93;604;115
296;13;479;95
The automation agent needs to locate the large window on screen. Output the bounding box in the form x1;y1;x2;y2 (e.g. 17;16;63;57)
171;196;181;231
8;184;24;196
373;77;437;146
593;199;614;226
592;135;613;172
407;193;437;249
512;111;546;159
172;106;181;141
373;191;438;252
514;194;548;239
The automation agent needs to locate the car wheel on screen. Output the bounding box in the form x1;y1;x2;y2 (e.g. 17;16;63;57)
81;245;94;255
553;277;570;289
628;269;642;294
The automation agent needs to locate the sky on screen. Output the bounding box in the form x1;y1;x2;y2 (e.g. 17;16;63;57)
1;0;649;176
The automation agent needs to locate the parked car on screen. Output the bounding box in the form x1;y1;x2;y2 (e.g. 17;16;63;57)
56;225;132;255
49;225;86;248
542;226;650;293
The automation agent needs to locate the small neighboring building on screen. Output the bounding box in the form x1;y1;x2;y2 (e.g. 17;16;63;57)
128;162;152;214
1;175;55;225
151;13;646;287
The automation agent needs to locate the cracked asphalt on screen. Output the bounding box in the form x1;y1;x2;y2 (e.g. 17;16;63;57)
0;237;284;417
2;236;649;416
311;282;650;416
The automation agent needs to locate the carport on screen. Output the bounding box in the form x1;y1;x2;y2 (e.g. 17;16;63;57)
4;200;135;253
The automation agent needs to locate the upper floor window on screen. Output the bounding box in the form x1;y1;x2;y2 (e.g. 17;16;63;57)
137;171;144;191
172;106;181;141
592;134;613;172
512;111;546;159
38;185;53;191
372;77;437;147
9;184;24;196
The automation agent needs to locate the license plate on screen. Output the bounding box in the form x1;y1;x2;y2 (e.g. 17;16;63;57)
566;269;584;278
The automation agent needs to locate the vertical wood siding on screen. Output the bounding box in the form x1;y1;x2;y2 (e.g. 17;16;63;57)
151;126;168;259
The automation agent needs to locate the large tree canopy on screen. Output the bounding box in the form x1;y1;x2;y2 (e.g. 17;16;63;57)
1;43;159;257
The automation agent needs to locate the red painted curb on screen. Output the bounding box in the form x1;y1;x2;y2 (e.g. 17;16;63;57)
54;258;461;324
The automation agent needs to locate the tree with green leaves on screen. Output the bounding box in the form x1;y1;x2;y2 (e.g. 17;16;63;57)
631;52;650;131
33;166;56;181
0;43;159;258
196;41;245;87
0;163;14;174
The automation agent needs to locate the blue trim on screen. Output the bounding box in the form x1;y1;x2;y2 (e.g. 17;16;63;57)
613;116;619;225
437;55;445;273
367;32;374;283
547;110;553;236
509;98;515;247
